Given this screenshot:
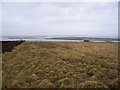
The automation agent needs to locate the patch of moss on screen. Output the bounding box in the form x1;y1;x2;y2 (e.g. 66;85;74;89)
58;78;73;88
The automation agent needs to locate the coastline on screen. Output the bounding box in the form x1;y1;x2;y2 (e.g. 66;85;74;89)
1;36;119;42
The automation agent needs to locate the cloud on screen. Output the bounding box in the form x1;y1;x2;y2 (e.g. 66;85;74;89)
1;0;119;2
0;3;2;36
2;2;118;37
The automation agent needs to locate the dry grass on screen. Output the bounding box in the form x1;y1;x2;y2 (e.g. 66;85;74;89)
2;42;119;88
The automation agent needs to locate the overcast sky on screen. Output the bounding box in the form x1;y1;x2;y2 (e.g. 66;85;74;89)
2;2;118;37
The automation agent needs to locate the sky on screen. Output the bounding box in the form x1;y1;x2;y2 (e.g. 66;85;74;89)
2;1;118;37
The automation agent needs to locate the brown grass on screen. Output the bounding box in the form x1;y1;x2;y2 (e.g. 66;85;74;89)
2;42;119;88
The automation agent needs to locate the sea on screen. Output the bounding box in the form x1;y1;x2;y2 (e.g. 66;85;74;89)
0;35;119;42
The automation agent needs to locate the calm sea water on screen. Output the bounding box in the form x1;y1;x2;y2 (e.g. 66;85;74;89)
1;35;119;42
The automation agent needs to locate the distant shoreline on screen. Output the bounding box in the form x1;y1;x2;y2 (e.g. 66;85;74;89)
1;36;119;42
1;40;119;42
46;37;119;42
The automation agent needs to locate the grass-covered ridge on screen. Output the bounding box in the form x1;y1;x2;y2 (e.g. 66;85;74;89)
2;42;119;88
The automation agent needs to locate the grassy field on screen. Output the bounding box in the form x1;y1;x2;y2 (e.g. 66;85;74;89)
2;42;119;88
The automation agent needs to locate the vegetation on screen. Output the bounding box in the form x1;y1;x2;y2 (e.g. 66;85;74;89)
2;42;119;88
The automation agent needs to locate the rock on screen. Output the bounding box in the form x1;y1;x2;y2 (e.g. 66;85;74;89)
84;40;90;42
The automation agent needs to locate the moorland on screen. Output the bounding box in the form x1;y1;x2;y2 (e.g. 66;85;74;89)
2;42;119;88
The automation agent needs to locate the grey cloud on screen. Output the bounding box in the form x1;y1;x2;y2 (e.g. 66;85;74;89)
2;2;118;37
